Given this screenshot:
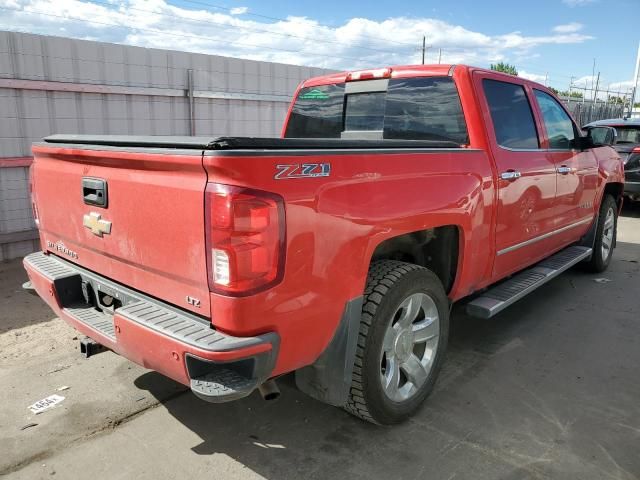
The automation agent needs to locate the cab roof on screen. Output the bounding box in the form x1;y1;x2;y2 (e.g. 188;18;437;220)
300;64;553;90
584;118;640;128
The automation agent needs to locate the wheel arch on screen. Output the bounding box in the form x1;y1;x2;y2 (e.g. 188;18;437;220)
580;182;622;254
602;181;624;211
369;225;462;294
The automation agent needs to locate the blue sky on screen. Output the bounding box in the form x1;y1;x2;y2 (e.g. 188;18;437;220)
2;0;638;95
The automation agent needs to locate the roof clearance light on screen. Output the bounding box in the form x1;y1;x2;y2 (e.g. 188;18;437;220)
346;68;392;82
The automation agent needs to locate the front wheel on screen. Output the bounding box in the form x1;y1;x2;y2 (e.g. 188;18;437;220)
345;261;449;424
585;194;618;273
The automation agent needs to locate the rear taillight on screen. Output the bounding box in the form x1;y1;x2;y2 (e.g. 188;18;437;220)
633;147;640;153
205;183;285;296
28;165;39;227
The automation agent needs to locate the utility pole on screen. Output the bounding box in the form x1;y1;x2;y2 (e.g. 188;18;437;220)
438;48;442;64
629;41;640;117
593;71;600;103
544;72;548;87
568;76;575;105
420;36;432;65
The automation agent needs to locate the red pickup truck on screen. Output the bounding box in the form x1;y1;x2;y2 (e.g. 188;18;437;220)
23;64;624;424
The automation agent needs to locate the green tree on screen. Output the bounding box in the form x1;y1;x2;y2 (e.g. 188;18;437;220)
559;90;583;99
608;96;624;105
549;87;560;95
490;62;518;76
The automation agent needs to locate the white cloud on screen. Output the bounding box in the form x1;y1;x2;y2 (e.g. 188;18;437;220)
519;70;547;83
0;0;595;72
567;76;635;101
552;22;583;33
572;75;598;88
608;80;635;90
562;0;596;6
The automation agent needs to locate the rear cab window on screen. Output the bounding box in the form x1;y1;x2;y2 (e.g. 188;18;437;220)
284;85;345;138
284;76;469;144
611;126;640;144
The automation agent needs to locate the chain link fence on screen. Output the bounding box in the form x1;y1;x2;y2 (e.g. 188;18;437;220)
562;100;626;127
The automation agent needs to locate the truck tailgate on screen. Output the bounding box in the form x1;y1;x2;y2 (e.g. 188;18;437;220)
31;139;211;316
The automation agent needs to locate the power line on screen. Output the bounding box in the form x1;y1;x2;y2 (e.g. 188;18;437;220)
179;0;422;49
0;5;392;65
79;0;409;57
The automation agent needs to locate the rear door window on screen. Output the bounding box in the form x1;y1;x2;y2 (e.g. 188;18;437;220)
482;79;539;149
533;90;576;149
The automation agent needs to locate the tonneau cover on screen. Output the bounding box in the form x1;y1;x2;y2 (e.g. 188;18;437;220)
43;135;462;151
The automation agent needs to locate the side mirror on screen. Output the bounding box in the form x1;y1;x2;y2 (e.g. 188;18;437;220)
585;126;617;148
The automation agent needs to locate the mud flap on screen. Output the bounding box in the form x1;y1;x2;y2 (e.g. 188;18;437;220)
295;296;364;407
579;211;600;260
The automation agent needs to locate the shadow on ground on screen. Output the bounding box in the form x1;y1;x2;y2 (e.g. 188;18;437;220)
621;199;640;218
0;258;56;333
134;241;640;479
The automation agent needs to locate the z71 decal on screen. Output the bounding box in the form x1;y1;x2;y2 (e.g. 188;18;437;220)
274;163;331;180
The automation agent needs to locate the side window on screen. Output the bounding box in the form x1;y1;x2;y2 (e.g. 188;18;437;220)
482;79;539;149
588;127;609;145
533;90;576;149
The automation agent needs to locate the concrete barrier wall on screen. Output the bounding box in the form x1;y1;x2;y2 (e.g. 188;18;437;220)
0;30;332;260
0;166;37;261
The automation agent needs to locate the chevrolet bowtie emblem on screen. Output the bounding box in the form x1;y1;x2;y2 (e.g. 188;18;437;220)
83;212;112;237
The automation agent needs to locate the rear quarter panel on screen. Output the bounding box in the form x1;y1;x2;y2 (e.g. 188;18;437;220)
204;148;495;375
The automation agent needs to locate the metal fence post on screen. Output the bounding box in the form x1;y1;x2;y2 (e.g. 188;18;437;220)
187;69;195;136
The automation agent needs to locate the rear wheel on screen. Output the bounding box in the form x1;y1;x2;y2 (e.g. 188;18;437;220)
585;194;618;273
345;261;449;424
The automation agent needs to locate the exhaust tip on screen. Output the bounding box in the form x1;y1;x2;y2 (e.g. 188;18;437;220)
258;380;280;401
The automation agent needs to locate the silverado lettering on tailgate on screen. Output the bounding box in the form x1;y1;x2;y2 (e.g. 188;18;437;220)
47;240;78;259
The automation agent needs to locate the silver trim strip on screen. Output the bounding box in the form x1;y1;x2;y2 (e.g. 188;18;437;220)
497;217;594;256
0;78;293;103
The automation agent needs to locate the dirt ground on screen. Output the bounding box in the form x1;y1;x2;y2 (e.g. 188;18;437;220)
1;204;639;479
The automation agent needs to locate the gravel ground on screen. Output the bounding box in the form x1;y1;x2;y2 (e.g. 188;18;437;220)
1;204;639;479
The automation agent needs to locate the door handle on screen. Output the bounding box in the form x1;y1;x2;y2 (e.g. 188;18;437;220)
500;170;522;181
557;165;573;175
82;177;108;207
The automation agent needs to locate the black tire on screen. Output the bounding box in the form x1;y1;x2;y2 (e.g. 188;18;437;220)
585;194;618;273
345;261;449;425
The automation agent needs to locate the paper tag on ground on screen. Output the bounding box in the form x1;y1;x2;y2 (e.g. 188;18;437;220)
28;394;65;414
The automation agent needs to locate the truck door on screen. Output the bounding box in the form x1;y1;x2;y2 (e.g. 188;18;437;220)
478;76;559;280
531;89;598;246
